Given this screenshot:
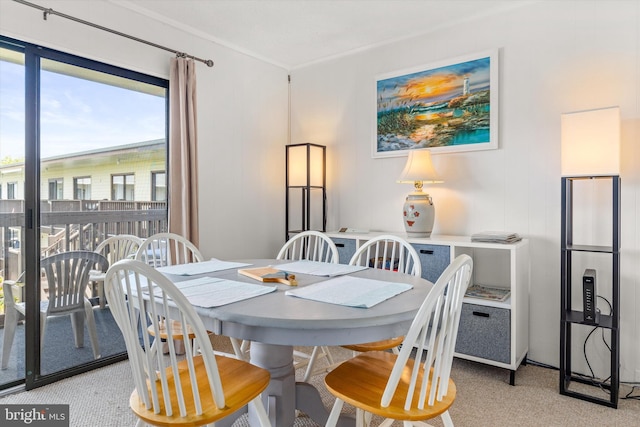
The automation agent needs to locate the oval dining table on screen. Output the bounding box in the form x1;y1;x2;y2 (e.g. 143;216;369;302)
167;259;435;427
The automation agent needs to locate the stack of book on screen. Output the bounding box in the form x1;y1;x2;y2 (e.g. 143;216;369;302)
464;284;511;302
471;231;522;244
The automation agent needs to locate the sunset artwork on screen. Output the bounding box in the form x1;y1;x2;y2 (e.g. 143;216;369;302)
374;51;498;156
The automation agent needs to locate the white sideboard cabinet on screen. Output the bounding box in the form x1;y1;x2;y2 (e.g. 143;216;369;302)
325;231;530;385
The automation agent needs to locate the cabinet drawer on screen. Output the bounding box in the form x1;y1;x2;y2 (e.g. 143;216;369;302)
331;237;357;265
412;243;450;283
455;303;510;364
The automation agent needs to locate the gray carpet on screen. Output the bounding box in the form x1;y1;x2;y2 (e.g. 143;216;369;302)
0;338;638;426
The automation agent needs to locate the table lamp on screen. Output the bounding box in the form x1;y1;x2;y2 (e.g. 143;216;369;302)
397;149;443;238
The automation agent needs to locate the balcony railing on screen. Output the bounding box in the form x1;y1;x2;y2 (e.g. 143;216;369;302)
0;199;168;282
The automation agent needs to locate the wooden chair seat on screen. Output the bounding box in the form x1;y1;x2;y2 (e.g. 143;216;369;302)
325;351;456;421
147;319;195;340
131;354;270;426
341;336;404;353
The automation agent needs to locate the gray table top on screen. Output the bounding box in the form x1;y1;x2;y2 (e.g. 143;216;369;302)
176;259;434;347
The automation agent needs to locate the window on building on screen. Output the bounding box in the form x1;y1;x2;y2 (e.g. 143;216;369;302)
73;177;91;200
151;171;166;201
112;174;134;201
7;182;17;199
48;178;63;200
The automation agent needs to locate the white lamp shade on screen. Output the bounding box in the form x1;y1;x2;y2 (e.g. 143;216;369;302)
287;144;325;186
561;106;620;176
397;150;443;184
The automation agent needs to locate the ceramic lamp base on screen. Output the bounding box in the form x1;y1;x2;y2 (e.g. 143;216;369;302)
402;192;435;238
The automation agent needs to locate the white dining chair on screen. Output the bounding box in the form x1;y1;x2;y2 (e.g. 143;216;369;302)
324;254;473;427
343;234;422;354
277;230;340;381
104;259;272;427
135;232;245;360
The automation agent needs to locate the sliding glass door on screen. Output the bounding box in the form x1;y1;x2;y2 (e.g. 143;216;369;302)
0;36;169;390
0;44;26;388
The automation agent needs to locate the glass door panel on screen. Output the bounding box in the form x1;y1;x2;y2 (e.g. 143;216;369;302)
37;57;167;377
0;46;27;388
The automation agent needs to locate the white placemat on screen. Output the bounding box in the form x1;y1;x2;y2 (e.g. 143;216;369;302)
285;275;412;308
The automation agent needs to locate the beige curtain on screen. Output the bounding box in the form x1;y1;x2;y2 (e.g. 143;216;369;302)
168;57;199;246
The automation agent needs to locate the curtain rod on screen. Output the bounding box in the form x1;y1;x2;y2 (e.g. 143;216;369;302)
13;0;214;67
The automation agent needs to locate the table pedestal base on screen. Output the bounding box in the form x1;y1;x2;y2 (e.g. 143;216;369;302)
248;342;354;427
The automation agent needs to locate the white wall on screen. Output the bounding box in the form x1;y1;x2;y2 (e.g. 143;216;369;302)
290;0;640;381
0;0;290;260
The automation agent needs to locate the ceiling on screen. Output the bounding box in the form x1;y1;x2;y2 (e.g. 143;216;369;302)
111;0;527;69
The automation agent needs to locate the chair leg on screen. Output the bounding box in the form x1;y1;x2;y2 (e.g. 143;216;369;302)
83;301;101;359
303;345;336;382
1;307;19;369
303;346;322;382
97;279;106;309
71;311;86;348
325;398;344;427
250;395;271;427
441;410;454;427
356;408;367;427
40;314;47;355
230;337;248;361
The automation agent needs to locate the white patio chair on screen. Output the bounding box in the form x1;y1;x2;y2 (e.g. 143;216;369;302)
2;251;108;369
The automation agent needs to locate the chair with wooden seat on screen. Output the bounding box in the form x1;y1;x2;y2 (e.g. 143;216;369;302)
343;234;422;354
277;230;340;381
324;254;473;427
135;232;203;267
2;252;109;369
92;234;144;309
135;232;244;360
104;259;271;427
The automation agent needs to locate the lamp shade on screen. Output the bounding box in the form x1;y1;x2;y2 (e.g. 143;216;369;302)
397;149;443;184
561;106;620;176
287;143;325;187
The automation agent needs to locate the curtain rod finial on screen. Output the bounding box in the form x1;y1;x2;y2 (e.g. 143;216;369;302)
204;60;214;67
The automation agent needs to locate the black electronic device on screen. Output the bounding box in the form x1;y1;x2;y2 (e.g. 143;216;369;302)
582;269;598;324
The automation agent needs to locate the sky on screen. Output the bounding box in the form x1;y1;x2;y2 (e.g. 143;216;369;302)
0;58;166;161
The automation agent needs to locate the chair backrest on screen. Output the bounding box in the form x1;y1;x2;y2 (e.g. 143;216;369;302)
135;232;203;267
277;231;339;264
349;235;422;277
104;259;225;418
95;234;144;266
382;254;472;410
41;251;109;315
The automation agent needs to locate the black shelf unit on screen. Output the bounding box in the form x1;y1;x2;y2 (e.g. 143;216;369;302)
560;175;620;408
285;143;326;241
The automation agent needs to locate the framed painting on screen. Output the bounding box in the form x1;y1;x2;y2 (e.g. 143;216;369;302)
373;49;499;157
